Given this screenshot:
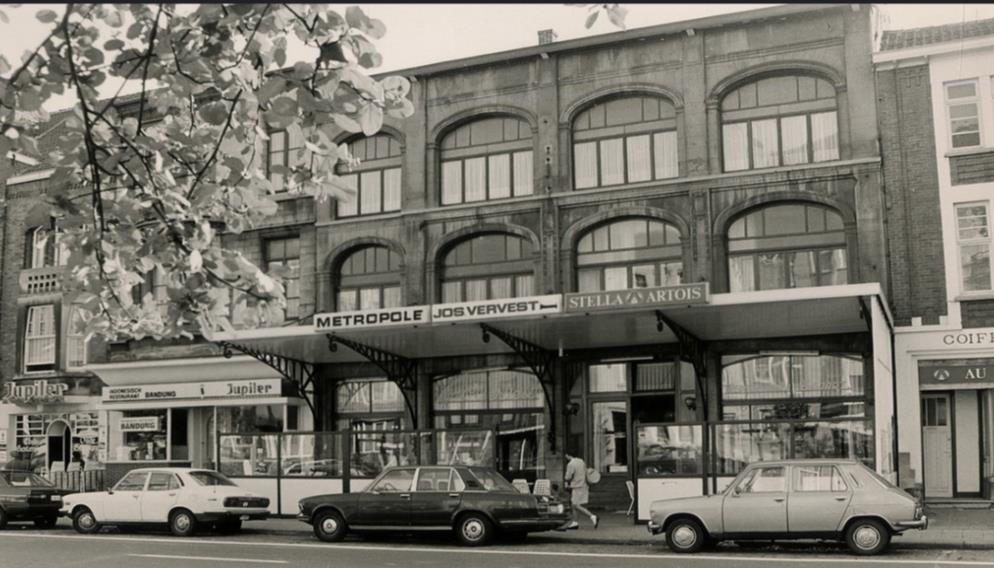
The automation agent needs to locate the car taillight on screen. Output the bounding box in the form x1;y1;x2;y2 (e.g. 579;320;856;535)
914;505;924;520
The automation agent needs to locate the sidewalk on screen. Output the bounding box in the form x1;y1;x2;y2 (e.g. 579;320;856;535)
247;506;994;550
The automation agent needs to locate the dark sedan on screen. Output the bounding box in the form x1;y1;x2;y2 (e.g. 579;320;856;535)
0;470;69;529
298;465;570;546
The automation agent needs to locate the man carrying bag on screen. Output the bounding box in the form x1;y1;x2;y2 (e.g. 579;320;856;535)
564;451;599;529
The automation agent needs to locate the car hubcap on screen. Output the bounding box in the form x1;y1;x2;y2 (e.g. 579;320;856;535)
79;514;95;529
321;517;338;534
175;515;191;531
672;525;698;548
463;519;484;541
854;526;880;549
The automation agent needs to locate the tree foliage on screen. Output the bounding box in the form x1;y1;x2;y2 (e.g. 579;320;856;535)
568;4;629;30
0;4;414;341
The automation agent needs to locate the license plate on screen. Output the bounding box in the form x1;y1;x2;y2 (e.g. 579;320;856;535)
240;515;250;521
50;495;61;502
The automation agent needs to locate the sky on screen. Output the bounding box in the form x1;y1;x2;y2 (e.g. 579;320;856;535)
2;3;994;110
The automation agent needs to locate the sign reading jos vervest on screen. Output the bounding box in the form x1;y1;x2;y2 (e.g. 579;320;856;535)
431;295;562;323
564;282;710;313
314;306;428;331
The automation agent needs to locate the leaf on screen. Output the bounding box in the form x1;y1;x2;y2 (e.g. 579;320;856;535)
104;39;125;51
358;104;383;136
189;250;203;273
0;55;9;75
198;101;229;125
585;10;599;28
606;5;628;29
36;9;58;23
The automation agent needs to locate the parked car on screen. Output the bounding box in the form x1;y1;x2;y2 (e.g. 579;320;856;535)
0;469;70;529
638;444;701;476
298;465;570;546
647;459;927;555
60;468;270;536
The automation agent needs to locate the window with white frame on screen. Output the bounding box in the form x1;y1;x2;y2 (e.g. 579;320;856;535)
266;129;305;192
572;96;679;189
24;224;68;269
575;218;683;292
336;246;402;311
956;202;992;292
24;305;56;372
721;75;839;172
337;134;402;217
946;80;982;149
66;308;88;368
440;117;533;205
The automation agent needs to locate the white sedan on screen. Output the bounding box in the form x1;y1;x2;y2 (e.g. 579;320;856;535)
60;468;270;536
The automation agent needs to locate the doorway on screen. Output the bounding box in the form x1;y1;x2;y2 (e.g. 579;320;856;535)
922;394;953;498
46;420;71;473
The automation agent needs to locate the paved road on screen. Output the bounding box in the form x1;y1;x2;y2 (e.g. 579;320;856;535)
2;524;994;568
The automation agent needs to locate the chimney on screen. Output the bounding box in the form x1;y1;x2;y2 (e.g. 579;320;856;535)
538;29;558;45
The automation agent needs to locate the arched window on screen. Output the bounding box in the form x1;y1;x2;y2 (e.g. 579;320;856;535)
336;246;402;311
572;95;678;189
337;133;403;217
721;74;839;172
727;203;847;292
440;116;533;205
440;234;534;302
575;218;683;292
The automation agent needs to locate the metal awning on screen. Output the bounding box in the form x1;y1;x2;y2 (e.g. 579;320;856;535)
212;283;889;364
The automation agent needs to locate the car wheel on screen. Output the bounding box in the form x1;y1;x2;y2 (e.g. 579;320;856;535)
169;509;197;537
72;508;100;535
845;518;890;556
665;518;707;554
0;507;7;530
217;520;242;534
456;513;493;547
313;510;347;542
34;516;58;529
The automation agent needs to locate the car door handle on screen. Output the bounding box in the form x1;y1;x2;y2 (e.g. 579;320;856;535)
834;496;847;501
399;493;411;500
773;497;785;502
448;493;460;498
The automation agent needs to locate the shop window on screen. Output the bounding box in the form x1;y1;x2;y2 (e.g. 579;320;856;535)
111;409;168;462
336;246;402;311
336;379;405;414
281;432;346;478
955;202;992;292
337;134;403;217
572;95;678;189
727;203;847;292
946;79;982;149
23;305;56;372
265;237;300;320
266;128;305;192
636;424;703;477
588;364;627;393
217;405;285;433
721;74;839;172
575;218;683;292
219;433;279;477
440;116;533;205
440;234;535;302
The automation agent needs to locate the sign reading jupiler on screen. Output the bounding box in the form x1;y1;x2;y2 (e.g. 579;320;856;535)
431;295;562;323
102;378;281;403
2;380;69;404
314;306;428;331
564;283;710;313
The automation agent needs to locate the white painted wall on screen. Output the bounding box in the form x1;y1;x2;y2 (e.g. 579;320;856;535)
873;298;896;480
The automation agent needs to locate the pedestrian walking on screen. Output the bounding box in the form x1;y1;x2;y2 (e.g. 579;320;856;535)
564;451;598;529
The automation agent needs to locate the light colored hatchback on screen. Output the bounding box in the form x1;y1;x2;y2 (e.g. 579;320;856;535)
647;459;927;555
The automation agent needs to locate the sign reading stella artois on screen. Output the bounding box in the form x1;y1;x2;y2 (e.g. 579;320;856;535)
2;380;69;405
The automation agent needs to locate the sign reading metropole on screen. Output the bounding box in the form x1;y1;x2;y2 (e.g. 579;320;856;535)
314;306;429;331
919;360;994;388
102;378;282;404
564;282;710;313
431;295;562;323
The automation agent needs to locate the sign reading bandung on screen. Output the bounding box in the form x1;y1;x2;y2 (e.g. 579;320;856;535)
919;360;994;388
102;378;282;404
119;416;160;432
431;295;562;323
314;306;428;331
564;283;710;313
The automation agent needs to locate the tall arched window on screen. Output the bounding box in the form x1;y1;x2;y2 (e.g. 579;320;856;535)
440;234;534;302
572;95;678;189
336;246;402;311
721;74;839;172
575;218;683;292
337;133;403;217
727;203;847;292
440;116;533;205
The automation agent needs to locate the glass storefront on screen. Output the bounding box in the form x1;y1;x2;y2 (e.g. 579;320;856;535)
10;412;103;474
335;378;407;431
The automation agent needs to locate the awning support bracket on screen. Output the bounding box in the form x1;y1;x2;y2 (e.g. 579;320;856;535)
219;340;316;419
326;333;418;424
655;310;708;409
479;323;558;451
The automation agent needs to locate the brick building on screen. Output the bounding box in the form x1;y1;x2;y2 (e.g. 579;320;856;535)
4;4;896;517
875;17;994;500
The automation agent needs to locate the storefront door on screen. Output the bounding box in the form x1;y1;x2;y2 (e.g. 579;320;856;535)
922;394;953;498
45;420;70;472
591;401;628;474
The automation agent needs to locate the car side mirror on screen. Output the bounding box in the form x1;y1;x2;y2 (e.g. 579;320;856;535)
732;485;742;496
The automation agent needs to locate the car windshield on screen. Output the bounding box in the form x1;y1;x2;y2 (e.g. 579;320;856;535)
188;471;237;487
0;471;54;487
466;468;517;492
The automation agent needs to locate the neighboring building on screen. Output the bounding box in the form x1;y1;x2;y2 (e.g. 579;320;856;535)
876;17;994;501
3;4;895;518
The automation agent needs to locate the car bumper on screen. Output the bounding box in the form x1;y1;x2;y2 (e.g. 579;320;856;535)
195;509;270;523
6;503;62;520
896;515;928;531
296;512;312;525
499;517;571;533
647;520;664;535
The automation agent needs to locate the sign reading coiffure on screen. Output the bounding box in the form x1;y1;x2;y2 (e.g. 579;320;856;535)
919;360;994;388
564;283;710;313
431;295;562;323
314;306;428;331
102;378;282;403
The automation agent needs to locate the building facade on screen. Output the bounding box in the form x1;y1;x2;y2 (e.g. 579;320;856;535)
3;4;896;517
876;17;994;501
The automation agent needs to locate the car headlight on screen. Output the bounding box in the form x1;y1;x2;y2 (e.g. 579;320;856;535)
914;505;923;520
299;502;305;513
550;504;564;514
50;495;62;502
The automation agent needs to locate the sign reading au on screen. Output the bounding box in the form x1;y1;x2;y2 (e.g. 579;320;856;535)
919;360;994;388
102;378;281;403
431;295;562;323
564;283;710;313
314;306;428;331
